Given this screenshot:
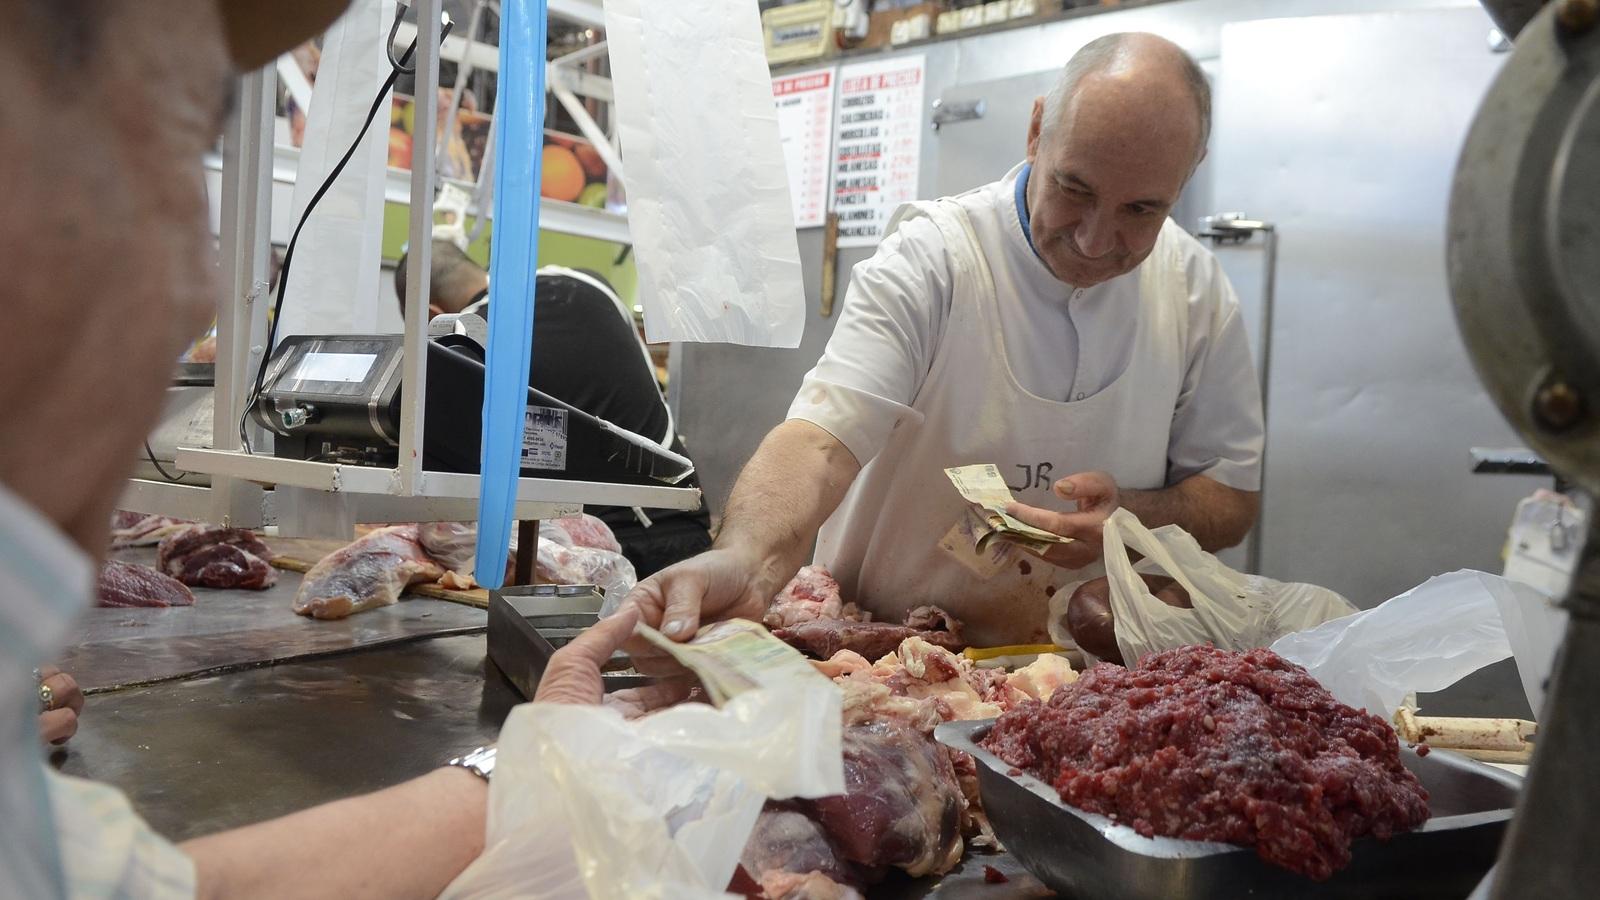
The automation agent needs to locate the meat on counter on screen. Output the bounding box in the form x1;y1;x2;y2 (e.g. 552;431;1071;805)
292;525;445;620
97;559;196;608
109;512;193;548
982;645;1431;880
157;525;276;590
732;634;1080;897
766;565;970;661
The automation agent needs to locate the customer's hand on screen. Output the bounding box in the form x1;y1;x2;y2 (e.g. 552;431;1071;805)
620;547;780;676
533;605;641;706
36;665;85;746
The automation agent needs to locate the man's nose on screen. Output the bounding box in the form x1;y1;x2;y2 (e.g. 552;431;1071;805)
1072;207;1118;259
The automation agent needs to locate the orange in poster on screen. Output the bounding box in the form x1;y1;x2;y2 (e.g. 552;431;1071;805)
573;142;606;179
541;145;586;202
388;128;413;168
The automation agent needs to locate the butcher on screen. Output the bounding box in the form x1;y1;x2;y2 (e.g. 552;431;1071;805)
628;32;1263;653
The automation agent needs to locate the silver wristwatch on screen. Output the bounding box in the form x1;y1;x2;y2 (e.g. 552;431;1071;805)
446;745;497;781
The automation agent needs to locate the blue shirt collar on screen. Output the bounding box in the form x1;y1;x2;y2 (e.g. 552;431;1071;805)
1015;161;1042;260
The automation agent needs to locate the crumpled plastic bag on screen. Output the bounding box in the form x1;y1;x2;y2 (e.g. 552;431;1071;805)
538;516;636;601
1271;569;1530;718
1049;508;1356;666
417;516;637;600
438;681;843;900
418;522;488;575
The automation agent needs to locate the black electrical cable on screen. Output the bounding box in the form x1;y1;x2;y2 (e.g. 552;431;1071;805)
387;6;416;74
144;441;190;483
239;12;452;452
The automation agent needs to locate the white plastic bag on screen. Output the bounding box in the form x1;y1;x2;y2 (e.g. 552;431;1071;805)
1270;570;1530;718
418;517;637;599
603;0;806;347
1069;509;1356;666
537;516;636;600
438;681;842;900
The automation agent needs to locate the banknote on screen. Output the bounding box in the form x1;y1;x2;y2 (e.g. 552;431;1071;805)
944;463;1072;555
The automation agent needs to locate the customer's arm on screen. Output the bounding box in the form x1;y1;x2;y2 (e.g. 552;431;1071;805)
182;763;486;900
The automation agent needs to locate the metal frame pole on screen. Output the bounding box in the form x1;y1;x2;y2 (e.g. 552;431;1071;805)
211;67;275;527
400;0;443;496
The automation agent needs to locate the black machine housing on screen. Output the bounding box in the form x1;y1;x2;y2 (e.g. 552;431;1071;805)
250;334;691;485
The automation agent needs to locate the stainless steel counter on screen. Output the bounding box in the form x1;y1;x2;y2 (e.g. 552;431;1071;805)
53;559;1055;896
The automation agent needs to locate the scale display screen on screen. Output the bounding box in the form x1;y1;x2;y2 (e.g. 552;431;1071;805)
289;351;378;384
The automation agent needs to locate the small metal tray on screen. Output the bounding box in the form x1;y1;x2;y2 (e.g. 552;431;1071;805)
486;584;649;700
936;719;1519;899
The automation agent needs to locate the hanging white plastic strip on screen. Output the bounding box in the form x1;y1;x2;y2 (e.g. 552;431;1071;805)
276;0;394;340
603;0;806;347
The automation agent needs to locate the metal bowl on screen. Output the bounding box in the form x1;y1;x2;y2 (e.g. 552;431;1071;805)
936;718;1518;899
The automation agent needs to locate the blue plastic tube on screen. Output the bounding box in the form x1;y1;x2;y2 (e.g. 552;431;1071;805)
474;0;546;588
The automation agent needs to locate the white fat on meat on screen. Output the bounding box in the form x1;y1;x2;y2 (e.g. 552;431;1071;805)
1006;652;1079;701
764;565;871;630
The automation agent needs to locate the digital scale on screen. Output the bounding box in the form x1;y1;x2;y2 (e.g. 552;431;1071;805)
249;333;693;485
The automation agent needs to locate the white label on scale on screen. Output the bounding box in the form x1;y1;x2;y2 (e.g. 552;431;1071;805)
831;54;925;248
521;406;569;471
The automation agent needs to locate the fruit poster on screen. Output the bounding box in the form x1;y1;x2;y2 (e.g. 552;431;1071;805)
831;54;925;248
772;67;836;229
388;92;494;182
386;95;618;212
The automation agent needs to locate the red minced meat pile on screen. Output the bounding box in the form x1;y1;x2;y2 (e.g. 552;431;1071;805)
981;646;1430;880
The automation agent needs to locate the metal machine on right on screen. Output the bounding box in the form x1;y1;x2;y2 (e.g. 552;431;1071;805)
1452;0;1600;893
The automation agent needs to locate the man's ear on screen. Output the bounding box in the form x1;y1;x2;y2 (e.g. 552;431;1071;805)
1027;96;1045;162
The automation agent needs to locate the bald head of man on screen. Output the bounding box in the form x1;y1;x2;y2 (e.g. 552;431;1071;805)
1023;33;1210;288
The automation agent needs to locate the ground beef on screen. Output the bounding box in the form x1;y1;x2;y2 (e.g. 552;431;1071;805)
981;646;1430;880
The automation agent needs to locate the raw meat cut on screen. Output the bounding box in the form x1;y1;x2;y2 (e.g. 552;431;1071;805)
733;803;867;900
810;719;964;878
774;619;965;662
109;513;192;548
96;560;195;608
729;635;1079;894
110;509;147;531
157;525;276;590
546;513;623;554
764;565;862;629
982;646;1431;880
292;525;446;620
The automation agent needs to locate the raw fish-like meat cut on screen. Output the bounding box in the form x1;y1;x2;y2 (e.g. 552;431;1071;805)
292;525;446;620
97;560;195;608
157;525;276;590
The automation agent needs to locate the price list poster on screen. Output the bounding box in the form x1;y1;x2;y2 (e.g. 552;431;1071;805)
831;55;926;248
772;67;838;229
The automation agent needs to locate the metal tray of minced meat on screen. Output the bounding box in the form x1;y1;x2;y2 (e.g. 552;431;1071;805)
936;719;1519;899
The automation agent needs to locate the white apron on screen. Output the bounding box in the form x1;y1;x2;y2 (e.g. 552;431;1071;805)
814;199;1188;647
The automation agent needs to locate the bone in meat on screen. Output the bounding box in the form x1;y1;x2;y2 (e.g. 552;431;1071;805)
292;525;446;620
